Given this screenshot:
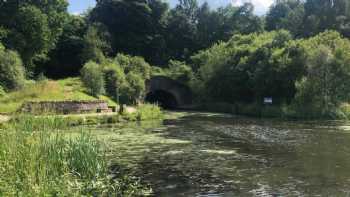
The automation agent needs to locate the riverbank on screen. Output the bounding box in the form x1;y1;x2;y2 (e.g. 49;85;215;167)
0;104;163;196
196;102;350;120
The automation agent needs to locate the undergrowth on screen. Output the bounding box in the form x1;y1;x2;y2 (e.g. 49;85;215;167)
0;116;151;196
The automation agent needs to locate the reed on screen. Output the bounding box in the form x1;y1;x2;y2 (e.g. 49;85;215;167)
0;115;150;196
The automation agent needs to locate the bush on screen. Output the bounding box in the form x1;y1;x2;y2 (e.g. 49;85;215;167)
293;31;350;117
115;54;151;80
191;30;304;104
164;60;194;85
103;61;126;100
81;61;105;97
122;104;163;121
0;43;25;90
121;72;146;105
0;86;5;97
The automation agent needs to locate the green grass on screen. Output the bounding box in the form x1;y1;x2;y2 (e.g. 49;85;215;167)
0;115;150;196
0;78;117;114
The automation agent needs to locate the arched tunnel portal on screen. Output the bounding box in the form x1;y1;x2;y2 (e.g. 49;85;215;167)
145;76;192;109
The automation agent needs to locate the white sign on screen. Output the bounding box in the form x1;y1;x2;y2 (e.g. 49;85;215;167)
264;97;273;104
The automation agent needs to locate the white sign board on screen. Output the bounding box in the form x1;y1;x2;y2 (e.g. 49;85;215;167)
264;97;273;104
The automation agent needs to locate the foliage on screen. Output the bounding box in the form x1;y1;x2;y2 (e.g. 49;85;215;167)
90;0;263;66
122;104;163;121
266;0;305;36
103;61;126;101
81;61;105;97
266;0;350;38
0;85;5;97
191;30;305;104
113;54;151;104
293;31;350;118
44;15;88;78
166;60;194;83
0;0;68;72
81;24;110;64
115;54;151;80
121;72;146;105
0;116;149;196
0;43;25;91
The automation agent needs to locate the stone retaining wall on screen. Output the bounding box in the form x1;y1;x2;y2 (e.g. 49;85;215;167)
20;100;111;114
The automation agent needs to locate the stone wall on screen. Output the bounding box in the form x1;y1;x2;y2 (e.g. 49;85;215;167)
20;100;111;114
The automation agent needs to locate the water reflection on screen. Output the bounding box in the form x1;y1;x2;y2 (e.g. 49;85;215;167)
96;112;350;196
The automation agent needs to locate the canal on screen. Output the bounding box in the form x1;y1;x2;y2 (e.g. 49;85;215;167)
91;111;350;196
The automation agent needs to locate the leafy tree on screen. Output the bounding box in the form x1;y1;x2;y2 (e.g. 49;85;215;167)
303;0;350;37
103;61;126;101
115;54;151;80
0;43;25;90
81;24;110;64
81;61;105;97
166;60;194;83
191;30;305;103
294;31;350;116
121;72;146;105
0;85;5;97
90;0;168;65
0;0;68;73
266;0;305;36
44;15;88;78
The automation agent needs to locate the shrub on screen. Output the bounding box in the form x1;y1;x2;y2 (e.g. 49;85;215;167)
0;85;5;97
103;61;126;100
81;61;105;97
115;54;151;80
0;43;25;90
121;72;146;105
165;60;194;85
293;31;350;118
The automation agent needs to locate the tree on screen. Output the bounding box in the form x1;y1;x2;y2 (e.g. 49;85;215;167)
43;15;88;78
121;72;146;105
0;43;25;90
266;0;305;36
81;24;110;64
90;0;168;65
191;30;305;104
103;61;126;101
81;61;105;97
115;54;151;80
294;31;350;117
0;0;68;73
303;0;350;37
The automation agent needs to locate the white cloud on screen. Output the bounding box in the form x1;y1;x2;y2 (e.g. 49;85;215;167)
231;0;274;15
169;0;274;15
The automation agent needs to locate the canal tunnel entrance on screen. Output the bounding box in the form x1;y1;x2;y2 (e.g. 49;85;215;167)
145;90;178;109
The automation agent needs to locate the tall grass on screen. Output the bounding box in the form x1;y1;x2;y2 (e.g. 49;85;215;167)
0;78;117;114
0;116;150;196
122;104;164;121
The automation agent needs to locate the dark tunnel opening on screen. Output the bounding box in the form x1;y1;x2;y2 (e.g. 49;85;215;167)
145;90;178;109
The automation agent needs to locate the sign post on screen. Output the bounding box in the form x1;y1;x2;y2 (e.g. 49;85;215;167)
264;97;273;105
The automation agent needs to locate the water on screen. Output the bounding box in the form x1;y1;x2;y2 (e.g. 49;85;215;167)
94;112;350;196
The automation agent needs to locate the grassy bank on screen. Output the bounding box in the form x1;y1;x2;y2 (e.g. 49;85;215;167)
0;115;152;196
0;78;117;114
199;102;350;120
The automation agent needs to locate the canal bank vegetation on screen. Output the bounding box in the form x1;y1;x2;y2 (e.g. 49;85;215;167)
0;116;152;196
191;30;350;120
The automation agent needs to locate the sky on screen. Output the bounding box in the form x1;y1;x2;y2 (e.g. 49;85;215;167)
68;0;274;15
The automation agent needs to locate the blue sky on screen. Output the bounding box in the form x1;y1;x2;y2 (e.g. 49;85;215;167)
68;0;273;15
68;0;96;14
